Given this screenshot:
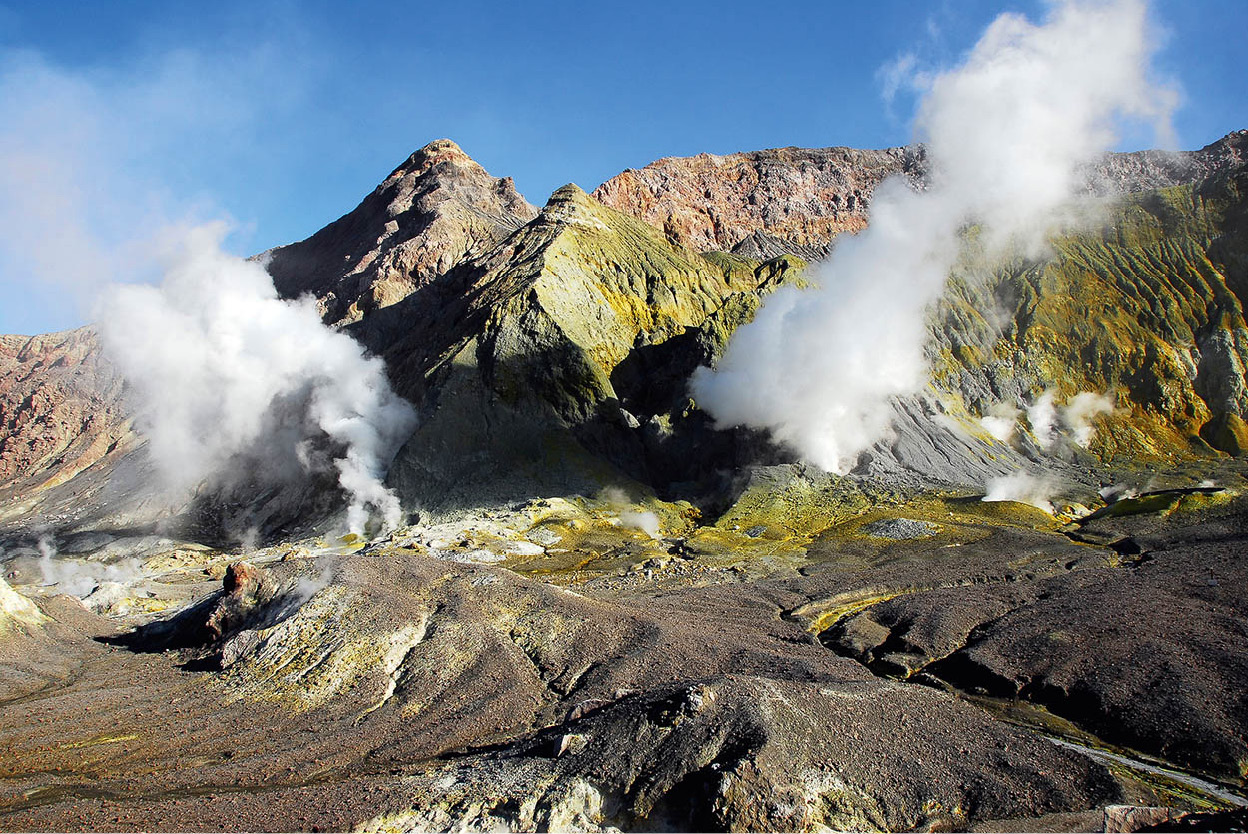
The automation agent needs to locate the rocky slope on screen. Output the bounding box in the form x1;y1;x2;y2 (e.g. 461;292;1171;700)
263;139;537;326
920;142;1248;467
0;328;136;522
348;183;804;513
593;131;1248;259
827;141;1248;496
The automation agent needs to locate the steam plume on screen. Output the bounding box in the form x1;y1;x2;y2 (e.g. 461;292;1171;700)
1027;391;1060;449
0;52;416;536
982;472;1060;514
601;487;662;539
38;535;141;599
1024;389;1115;449
1062;391;1116;447
692;0;1173;472
98;224;416;534
980;402;1022;443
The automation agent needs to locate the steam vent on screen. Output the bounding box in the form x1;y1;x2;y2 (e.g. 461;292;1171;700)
5;51;1248;828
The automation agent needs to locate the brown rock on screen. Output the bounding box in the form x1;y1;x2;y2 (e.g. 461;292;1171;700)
205;561;276;640
592;130;1248;260
1102;805;1186;833
592;144;926;255
263;139;538;325
0;327;134;496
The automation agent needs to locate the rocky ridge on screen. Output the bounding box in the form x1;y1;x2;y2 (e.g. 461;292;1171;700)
592;144;927;259
263;139;537;326
593;132;1248;261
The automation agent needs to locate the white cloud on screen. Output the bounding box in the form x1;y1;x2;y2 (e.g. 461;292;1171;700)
877;52;918;107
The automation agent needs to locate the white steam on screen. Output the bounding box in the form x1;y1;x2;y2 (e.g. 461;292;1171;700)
621;510;662;540
1023;389;1115;449
38;535;141;600
1062;391;1116;447
601;487;662;539
980;402;1022;443
98;224;416;534
982;472;1060;514
0;49;415;536
691;0;1173;472
1026;391;1061;449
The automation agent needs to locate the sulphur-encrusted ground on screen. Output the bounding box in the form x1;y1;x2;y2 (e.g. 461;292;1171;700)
2;469;1246;832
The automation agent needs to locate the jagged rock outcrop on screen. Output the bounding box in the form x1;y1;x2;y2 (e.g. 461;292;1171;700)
593;144;927;257
365;674;1118;832
263;139;537;325
352;184;802;512
1082;130;1248;196
594;131;1248;260
0;328;134;511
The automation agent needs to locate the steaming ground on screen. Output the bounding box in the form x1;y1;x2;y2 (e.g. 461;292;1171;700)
98;224;416;536
1;0;1246;828
693;0;1173;474
4;464;1248;831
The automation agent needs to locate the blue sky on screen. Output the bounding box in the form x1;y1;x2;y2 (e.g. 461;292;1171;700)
0;0;1244;335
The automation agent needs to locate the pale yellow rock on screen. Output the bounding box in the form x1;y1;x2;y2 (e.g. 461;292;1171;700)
0;576;48;634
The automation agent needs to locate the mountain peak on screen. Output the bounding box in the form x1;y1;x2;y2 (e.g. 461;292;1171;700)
265;141;537;325
387;138;477;182
546;183;588;202
537;184;627;233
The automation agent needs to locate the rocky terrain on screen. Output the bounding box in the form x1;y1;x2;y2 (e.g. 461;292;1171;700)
262;139;537;326
0;329;136;525
592;132;1247;260
2;132;1248;832
592;145;927;260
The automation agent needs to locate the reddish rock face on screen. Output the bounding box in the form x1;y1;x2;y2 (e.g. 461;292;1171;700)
0;327;132;495
263;138;538;325
205;560;276;640
220;560;266;597
592;145;927;257
592;131;1248;261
